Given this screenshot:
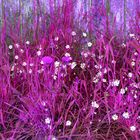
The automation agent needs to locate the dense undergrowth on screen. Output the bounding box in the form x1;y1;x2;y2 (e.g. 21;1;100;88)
0;0;140;140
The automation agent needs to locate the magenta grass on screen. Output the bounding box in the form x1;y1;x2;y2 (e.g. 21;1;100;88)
0;0;140;140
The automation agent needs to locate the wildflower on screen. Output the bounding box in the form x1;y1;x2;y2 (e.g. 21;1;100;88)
37;50;41;56
112;114;118;121
128;72;133;78
65;53;71;57
111;79;120;87
134;52;138;56
130;126;136;131
20;49;24;53
65;45;70;49
87;42;92;47
70;62;77;69
120;88;126;95
41;56;54;64
45;117;51;124
122;112;130;119
15;55;19;59
83;32;87;37
80;63;86;69
54;37;59;41
28;69;32;74
93;77;99;83
15;43;20;48
22;62;27;66
91;101;99;108
66;120;72;126
129;33;135;38
131;61;135;66
54;61;60;67
9;45;13;49
102;79;107;82
30;63;34;67
62;56;72;63
26;41;30;45
71;31;76;36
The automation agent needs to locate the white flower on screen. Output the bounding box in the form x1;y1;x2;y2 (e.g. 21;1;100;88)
130;126;136;131
15;55;19;59
128;72;133;78
122;112;130;119
9;45;13;49
52;136;57;140
83;32;87;37
15;43;20;48
45;117;51;124
40;60;44;64
134;52;138;56
30;63;34;67
66;120;72;126
65;53;71;57
20;49;24;53
111;79;120;87
131;61;135;66
83;52;88;58
112;114;118;120
91;101;99;108
71;31;76;36
87;42;92;47
120;88;126;95
54;37;59;41
54;61;60;67
80;63;86;69
129;34;135;38
26;41;30;45
93;77;99;83
28;69;32;74
65;45;70;49
22;62;27;66
71;62;77;69
102;79;107;82
37;50;41;56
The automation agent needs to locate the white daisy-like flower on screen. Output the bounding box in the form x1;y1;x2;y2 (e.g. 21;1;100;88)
134;52;138;56
71;62;77;69
111;79;120;87
15;43;20;48
15;55;19;59
80;63;86;69
45;117;51;124
83;32;87;37
129;33;135;38
112;114;118;121
65;45;70;49
28;69;32;74
37;50;41;56
131;61;135;66
65;53;71;57
20;49;24;53
130;126;136;131
9;45;13;49
26;41;30;45
120;88;126;95
30;63;34;67
66;120;72;126
128;72;133;78
71;31;76;36
102;79;107;82
40;60;44;65
54;61;60;67
91;101;99;108
87;42;92;47
22;62;27;66
122;112;130;119
93;77;99;83
54;37;59;41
